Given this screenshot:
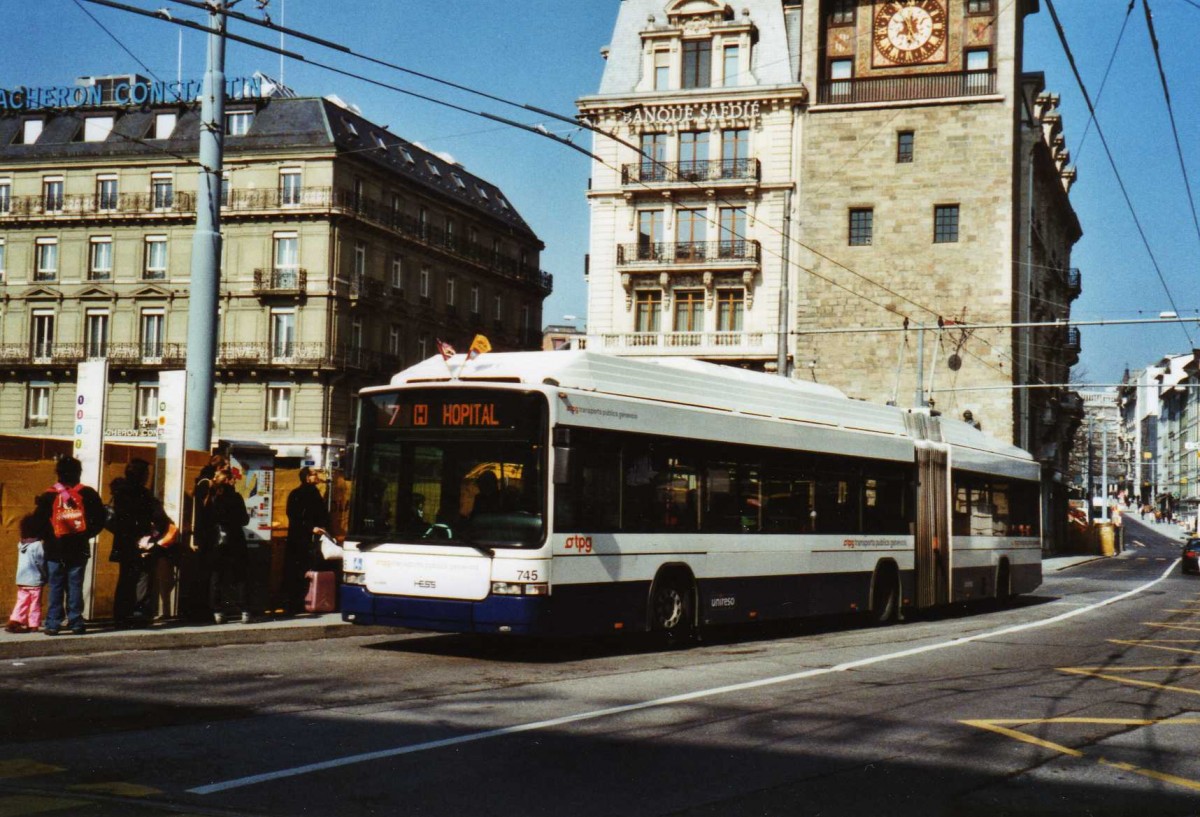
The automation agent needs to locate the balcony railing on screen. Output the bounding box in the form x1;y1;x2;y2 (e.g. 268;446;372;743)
617;240;761;266
593;331;776;357
349;274;388;301
0;342;186;367
216;342;402;372
0;191;196;220
621;158;760;186
1066;267;1082;297
253;267;308;295
817;70;996;105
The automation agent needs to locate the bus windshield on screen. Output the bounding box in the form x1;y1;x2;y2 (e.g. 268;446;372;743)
350;388;547;548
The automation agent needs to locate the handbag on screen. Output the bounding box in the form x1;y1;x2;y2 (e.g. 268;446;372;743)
318;533;343;561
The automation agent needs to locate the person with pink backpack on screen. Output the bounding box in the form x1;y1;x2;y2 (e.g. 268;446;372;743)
33;457;105;636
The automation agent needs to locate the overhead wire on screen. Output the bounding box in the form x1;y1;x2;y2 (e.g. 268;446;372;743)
1043;0;1193;347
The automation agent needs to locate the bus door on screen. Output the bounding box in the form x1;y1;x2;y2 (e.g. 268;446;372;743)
915;443;951;608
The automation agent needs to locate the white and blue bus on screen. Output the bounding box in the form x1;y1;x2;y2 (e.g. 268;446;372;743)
340;351;1042;637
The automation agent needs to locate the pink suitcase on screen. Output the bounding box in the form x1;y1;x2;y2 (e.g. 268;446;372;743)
304;570;337;613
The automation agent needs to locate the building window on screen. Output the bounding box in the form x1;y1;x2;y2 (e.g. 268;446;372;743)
144;236;168;279
654;49;671;90
97;174;118;210
446;276;457;306
897;131;914;163
31;311;55;360
89;237;113;281
271;309;296;359
350;318;364;366
35;238;58;281
136;384;159;428
721;128;749;177
273;233;299;287
722;44;740;87
26;385;50;428
829;58;854;100
418;334;430;360
153;112;176;139
471;284;481;316
634;290;662;334
20;119;44;145
829;0;855;25
418;206;429;237
43;176;64;213
637;210;665;259
151;173;173;209
84;310;109;359
280;168;302;205
719;206;747;257
967;0;994;14
679;131;709;180
716;289;745;332
226;110;253;136
83;115;114;142
391;254;404;291
0;239;6;282
849;208;874;246
266;385;292;431
673;290;704;333
425;159;441;178
682;39;712;89
639;132;668;181
419;266;431;299
220;174;230;207
0;178;10;213
934;205;960;243
493;294;503;322
354;241;367;278
140;309;165;360
388;325;402;357
676;208;707;260
965;49;992;91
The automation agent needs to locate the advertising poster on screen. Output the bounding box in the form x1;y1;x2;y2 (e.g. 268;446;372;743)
156;370;187;525
73;359;108;490
228;448;274;544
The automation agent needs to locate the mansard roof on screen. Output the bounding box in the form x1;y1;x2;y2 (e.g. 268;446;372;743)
0;95;537;241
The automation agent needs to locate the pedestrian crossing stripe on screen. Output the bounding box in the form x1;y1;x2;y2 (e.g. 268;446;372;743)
0;761;61;780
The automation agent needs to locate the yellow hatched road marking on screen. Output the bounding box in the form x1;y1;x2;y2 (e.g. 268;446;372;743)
0;795;92;816
963;718;1200;794
0;762;61;781
1146;622;1200;632
1161;610;1200;614
1058;666;1200;696
1110;639;1200;656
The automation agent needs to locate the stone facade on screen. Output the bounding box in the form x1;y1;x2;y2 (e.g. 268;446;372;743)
0;84;550;465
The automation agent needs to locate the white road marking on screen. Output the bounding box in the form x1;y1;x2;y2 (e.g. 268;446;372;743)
189;559;1182;795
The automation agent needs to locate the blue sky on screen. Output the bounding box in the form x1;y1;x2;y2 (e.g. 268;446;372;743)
5;1;1197;386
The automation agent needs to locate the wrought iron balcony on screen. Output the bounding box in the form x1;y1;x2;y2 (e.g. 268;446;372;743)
216;342;402;373
0;191;196;221
621;158;760;186
1064;326;1081;366
349;274;388;301
817;70;996;105
0;342;186;367
592;331;776;358
253;267;308;295
617;240;761;266
1066;267;1082;298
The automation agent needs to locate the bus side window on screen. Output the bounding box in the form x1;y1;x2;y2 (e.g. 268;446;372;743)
556;435;621;532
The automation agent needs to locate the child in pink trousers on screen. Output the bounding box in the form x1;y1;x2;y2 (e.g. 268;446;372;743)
7;514;47;634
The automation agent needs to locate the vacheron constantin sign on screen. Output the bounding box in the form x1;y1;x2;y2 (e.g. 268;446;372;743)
873;0;948;66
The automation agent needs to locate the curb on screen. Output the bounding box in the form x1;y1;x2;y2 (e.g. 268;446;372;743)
0;620;397;660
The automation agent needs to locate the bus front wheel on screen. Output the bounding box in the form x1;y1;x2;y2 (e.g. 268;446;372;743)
869;565;900;626
650;575;695;640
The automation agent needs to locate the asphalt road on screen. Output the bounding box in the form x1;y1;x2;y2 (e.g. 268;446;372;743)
2;519;1196;817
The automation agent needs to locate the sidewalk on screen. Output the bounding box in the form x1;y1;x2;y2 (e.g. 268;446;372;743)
0;613;393;660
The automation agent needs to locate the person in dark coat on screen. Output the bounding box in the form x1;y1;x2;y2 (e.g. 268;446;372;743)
33;456;106;636
184;454;227;621
106;458;178;628
284;467;330;614
205;467;252;624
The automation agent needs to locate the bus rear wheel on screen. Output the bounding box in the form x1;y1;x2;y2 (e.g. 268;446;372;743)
650;575;695;641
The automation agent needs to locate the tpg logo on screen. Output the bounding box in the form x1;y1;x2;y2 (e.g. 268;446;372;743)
564;535;593;554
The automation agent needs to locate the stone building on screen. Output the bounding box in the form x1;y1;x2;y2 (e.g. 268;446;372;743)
0;76;551;467
578;0;1083;546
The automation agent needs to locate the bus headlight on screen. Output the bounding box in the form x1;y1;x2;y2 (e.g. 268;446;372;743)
343;572;366;586
491;582;550;596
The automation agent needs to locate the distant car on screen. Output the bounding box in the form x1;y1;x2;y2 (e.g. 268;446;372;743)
1182;539;1200;574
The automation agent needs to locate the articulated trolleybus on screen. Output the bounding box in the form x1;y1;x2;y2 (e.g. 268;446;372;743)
340;351;1042;637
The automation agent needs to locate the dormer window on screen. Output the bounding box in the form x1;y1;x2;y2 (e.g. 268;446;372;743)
226;109;254;136
153;112;177;139
399;146;415;164
83;115;114;142
373;133;387;150
19;118;44;145
342;118;358;137
682;40;712;89
451;172;466;190
425;160;441;177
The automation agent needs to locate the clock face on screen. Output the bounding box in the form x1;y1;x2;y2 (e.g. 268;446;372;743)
873;0;948;66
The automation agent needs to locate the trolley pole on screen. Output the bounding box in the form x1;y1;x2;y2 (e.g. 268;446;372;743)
183;2;227;454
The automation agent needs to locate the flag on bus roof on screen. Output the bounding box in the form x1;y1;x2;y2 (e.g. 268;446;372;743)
467;335;492;361
436;339;456;361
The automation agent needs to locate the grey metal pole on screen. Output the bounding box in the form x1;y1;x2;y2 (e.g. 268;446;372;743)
776;188;792;378
184;2;226;453
1102;423;1109;523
